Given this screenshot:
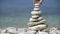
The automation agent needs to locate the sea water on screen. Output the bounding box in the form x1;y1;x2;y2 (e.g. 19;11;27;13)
0;13;60;28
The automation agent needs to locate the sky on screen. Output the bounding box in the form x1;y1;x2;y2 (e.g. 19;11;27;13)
0;0;60;14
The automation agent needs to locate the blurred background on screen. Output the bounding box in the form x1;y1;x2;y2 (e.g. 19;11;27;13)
0;0;60;28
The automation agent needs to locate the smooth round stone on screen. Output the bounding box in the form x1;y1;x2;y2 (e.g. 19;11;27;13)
34;3;40;6
34;8;40;10
17;28;27;33
38;17;43;20
34;5;39;8
1;33;9;34
49;30;57;34
0;29;2;33
42;28;49;32
29;18;38;22
57;30;60;34
18;32;27;34
28;19;46;26
39;19;46;23
2;29;7;33
27;30;36;34
32;15;39;19
5;27;17;34
31;11;42;15
37;31;48;34
28;24;47;31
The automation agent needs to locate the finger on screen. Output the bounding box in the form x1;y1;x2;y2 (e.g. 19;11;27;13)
33;0;36;4
40;0;44;4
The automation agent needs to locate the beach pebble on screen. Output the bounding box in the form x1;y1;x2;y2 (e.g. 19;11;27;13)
17;28;27;33
2;29;7;33
57;30;60;34
32;15;39;19
18;32;27;34
38;17;43;20
37;31;48;34
28;24;47;31
29;18;38;22
31;11;41;15
34;8;40;10
34;5;39;8
27;30;36;34
5;27;17;34
28;20;46;27
0;29;2;33
49;27;58;34
29;17;43;22
38;19;46;23
34;3;40;6
1;33;9;34
17;28;27;34
42;28;49;32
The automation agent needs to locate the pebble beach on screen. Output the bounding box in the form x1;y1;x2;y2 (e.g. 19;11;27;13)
0;27;60;34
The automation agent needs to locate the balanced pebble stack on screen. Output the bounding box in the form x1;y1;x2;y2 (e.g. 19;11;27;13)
28;3;48;31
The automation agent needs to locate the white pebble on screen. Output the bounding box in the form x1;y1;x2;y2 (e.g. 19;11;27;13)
37;31;48;34
31;11;41;15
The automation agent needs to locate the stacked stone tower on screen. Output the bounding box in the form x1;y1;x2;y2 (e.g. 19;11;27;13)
28;3;48;31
